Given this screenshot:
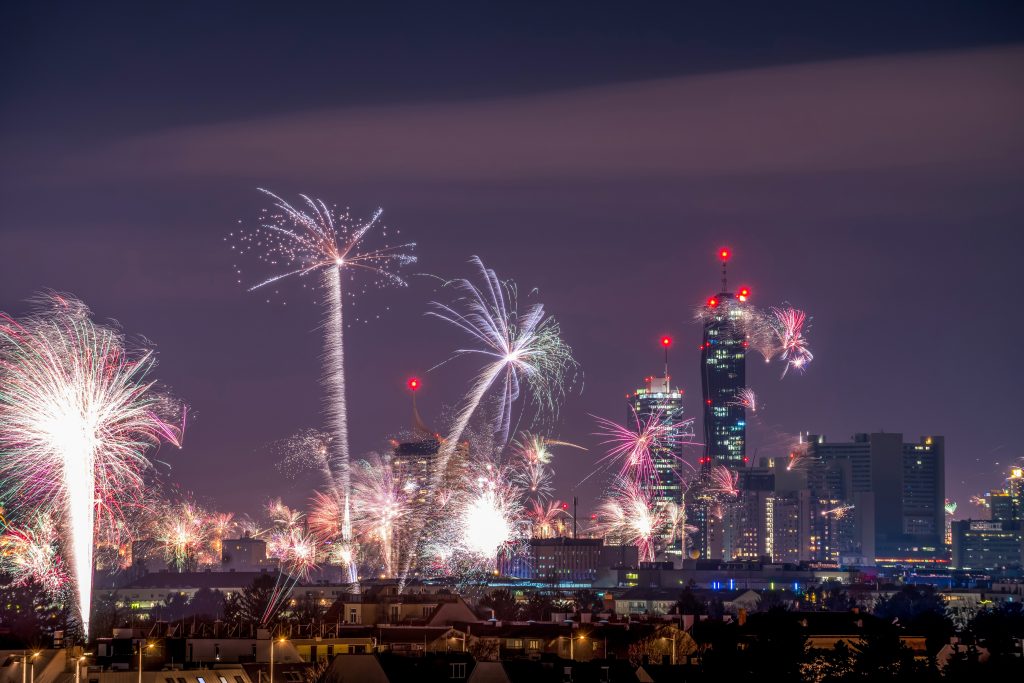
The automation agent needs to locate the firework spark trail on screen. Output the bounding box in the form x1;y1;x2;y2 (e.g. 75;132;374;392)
594;478;669;563
0;514;68;596
0;294;182;637
821;503;855;519
231;190;415;584
261;527;319;625
944;500;958;516
786;441;813;472
427;257;576;487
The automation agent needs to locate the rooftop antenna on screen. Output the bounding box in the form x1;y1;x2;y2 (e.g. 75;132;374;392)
719;247;731;292
660;336;672;380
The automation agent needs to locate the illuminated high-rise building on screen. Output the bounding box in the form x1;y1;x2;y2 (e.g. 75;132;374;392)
1009;467;1024;528
699;248;749;472
627;337;692;559
692;248;750;557
806;432;945;566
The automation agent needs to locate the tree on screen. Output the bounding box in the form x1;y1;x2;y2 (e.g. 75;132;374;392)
224;574;277;624
848;622;930;681
479;588;517;621
873;586;952;656
521;592;553;621
675;587;706;616
802;641;855;683
187;588;226;620
741;607;808;682
968;602;1024;674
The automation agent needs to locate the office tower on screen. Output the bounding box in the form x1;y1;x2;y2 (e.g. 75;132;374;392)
721;468;774;560
807;433;945;566
951;520;1023;571
699;248;748;470
628;358;692;558
391;390;468;507
1009;467;1023;529
694;248;750;558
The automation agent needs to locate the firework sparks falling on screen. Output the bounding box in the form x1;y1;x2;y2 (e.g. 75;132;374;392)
0;294;183;636
594;478;668;563
0;514;68;596
511;433;584;501
944;500;958;516
526;499;568;538
427;257;577;485
156;503;209;571
230;190;415;574
351;455;410;577
770;306;813;377
706;465;739;497
728;388;758;412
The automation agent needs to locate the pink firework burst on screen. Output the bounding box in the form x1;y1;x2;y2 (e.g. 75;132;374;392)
592;408;693;486
770;306;813;377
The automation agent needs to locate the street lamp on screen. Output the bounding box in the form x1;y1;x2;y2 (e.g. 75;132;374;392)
29;652;40;683
270;637;287;683
75;654;91;683
138;642;154;683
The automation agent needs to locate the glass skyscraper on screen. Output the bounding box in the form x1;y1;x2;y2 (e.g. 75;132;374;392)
692;250;749;558
699;292;748;469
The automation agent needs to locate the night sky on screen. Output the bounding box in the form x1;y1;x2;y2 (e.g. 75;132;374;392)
2;2;1023;518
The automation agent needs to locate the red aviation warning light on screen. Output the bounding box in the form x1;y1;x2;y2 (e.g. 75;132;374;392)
719;247;731;261
660;336;672;348
407;377;421;392
707;296;719;308
737;286;750;302
561;502;569;511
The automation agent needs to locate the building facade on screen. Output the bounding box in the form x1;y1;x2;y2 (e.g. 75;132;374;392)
806;433;945;566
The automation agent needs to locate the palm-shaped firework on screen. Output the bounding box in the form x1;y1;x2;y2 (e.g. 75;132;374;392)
230;189;415;582
427;256;576;485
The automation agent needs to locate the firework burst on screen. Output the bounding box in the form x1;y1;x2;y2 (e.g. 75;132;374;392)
511;433;584;501
0;294;183;636
769;306;813;377
526;499;568;538
706;465;740;497
0;514;68;596
427;257;577;485
351;455;410;577
231;190;415;584
594;478;669;563
728;387;758;412
821;503;855;520
591;408;695;486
